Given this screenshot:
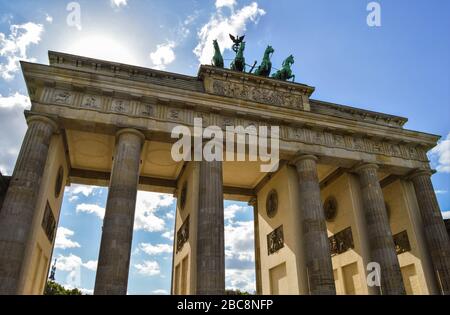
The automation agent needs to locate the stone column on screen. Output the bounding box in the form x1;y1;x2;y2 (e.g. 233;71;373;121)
354;163;405;295
249;197;262;295
196;160;225;295
0;115;57;294
292;155;336;295
94;128;144;295
409;169;450;295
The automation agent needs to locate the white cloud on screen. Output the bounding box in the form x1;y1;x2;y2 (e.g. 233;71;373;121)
79;288;94;295
216;0;236;9
82;260;98;271
225;220;255;264
45;14;53;24
442;211;450;220
0;92;30;109
430;133;450;173
0;22;44;80
111;0;128;8
65;184;101;198
166;211;175;220
55;254;83;272
224;203;248;221
71;191;174;232
134;192;174;232
68;195;79;202
55;227;81;250
226;269;255;293
193;1;265;65
76;203;105;219
139;243;172;256
162;230;174;241
151;289;168;295
56;254;97;271
435;190;448;194
149;41;176;70
134;260;161;276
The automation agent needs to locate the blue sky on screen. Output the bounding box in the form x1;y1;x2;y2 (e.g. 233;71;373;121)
0;0;449;294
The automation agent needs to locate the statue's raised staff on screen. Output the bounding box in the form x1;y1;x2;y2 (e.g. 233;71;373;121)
272;54;296;82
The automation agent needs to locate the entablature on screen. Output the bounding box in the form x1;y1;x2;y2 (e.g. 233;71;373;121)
21;53;440;171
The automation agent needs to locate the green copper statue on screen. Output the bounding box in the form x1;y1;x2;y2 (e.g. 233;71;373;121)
253;45;274;77
211;39;224;68
230;41;246;72
272;55;295;82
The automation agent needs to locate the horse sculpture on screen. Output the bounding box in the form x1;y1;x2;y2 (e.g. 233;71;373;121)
230;42;246;72
272;55;295;82
253;45;274;77
211;39;224;68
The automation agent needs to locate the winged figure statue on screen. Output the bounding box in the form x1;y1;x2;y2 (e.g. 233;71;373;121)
229;34;245;53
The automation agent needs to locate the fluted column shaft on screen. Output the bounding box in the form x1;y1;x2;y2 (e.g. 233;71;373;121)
0;115;57;294
293;155;336;295
94;128;144;295
409;169;450;294
249;198;262;295
355;163;405;295
196;160;225;295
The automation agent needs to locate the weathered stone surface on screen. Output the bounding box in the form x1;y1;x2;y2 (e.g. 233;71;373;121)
0;115;57;294
293;155;336;295
94;128;144;295
354;163;405;295
409;170;450;295
196;160;225;295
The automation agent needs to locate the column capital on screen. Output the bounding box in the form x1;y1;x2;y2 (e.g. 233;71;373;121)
406;168;435;180
116;128;145;143
26;115;58;133
352;162;379;174
248;197;257;207
290;154;318;167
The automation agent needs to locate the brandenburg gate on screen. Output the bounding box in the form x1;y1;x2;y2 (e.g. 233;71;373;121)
0;50;449;295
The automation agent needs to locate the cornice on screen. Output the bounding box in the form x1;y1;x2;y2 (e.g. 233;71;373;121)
20;58;440;150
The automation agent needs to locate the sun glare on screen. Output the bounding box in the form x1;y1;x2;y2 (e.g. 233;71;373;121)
66;33;139;65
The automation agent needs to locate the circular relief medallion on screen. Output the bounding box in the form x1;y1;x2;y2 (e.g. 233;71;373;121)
179;182;187;210
266;190;278;218
323;196;338;222
54;166;64;198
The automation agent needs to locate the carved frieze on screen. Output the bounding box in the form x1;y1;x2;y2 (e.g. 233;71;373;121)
53;90;74;104
167;108;184;121
42;202;56;243
212;80;305;110
267;225;284;255
111;99;130;114
287;126;426;162
329;227;354;256
393;230;411;255
81;95;101;109
176;215;190;253
141;104;156;117
43;87;429;163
